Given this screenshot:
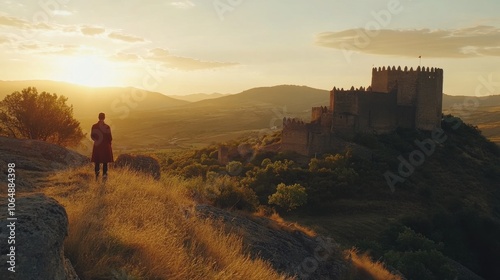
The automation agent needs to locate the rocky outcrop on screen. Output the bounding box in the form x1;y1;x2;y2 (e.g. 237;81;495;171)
0;193;79;280
195;204;348;279
114;154;161;180
0;136;88;171
0;136;88;191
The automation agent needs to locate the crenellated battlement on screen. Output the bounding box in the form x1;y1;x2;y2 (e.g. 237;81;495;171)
331;86;371;93
372;65;443;74
312;106;329;113
283;117;307;129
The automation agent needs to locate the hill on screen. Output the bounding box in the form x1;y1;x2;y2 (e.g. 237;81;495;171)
442;94;500;144
162;117;500;279
0;80;189;120
0;136;403;280
186;85;329;113
75;85;331;152
1;81;499;151
103;86;500;151
171;92;227;102
442;94;500;110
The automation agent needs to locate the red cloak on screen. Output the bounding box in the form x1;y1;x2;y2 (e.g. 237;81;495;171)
90;121;114;163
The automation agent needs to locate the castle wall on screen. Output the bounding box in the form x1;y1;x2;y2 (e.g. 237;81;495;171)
397;106;416;128
332;89;359;115
371;68;390;92
415;67;443;130
311;106;328;123
371;66;419;106
309;132;331;155
281;118;310;156
319;113;333;131
332;114;357;136
358;91;398;133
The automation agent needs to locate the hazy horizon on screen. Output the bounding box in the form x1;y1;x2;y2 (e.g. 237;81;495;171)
1;0;499;97
2;78;499;98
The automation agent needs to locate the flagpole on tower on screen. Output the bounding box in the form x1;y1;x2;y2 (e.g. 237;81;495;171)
419;55;422;67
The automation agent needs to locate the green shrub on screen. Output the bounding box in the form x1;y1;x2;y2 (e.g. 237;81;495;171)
226;161;243;176
206;175;259;211
268;183;307;211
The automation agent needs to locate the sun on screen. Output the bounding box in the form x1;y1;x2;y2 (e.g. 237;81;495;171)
56;55;122;87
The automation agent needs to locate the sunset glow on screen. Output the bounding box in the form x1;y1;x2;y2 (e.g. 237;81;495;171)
0;0;499;96
55;55;122;87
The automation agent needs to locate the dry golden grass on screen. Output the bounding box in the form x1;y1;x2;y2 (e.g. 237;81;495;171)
253;207;316;237
345;249;402;280
43;166;290;280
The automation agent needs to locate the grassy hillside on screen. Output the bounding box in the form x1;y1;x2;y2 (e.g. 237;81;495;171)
37;166;403;280
42;167;289;280
0;135;405;280
160;117;500;280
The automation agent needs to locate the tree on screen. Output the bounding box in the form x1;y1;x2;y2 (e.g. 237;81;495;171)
0;87;84;146
226;161;243;176
268;183;307;211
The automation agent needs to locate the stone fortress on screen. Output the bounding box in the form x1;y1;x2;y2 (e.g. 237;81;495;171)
282;66;444;156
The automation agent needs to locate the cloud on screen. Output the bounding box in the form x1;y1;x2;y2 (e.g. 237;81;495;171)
147;47;237;70
14;41;83;55
170;1;195;9
108;32;146;43
0;14;29;28
0;14;52;30
0;14;147;44
315;25;500;58
80;25;106;36
109;52;140;62
0;35;9;44
52;9;73;16
110;48;238;70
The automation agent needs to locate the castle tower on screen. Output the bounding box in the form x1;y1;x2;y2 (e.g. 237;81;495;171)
370;66;443;130
415;67;443;130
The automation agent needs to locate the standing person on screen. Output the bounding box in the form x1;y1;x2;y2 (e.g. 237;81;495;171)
91;112;113;180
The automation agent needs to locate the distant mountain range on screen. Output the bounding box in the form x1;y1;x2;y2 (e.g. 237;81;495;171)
0;80;189;119
184;85;330;113
2;80;499;114
1;80;499;149
171;93;227;102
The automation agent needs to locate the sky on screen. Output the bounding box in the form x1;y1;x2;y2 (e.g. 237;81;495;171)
0;0;499;96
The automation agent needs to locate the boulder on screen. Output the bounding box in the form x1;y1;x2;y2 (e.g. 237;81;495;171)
114;154;161;180
0;193;79;280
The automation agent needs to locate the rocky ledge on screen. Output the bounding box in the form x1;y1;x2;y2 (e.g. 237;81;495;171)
0;193;79;280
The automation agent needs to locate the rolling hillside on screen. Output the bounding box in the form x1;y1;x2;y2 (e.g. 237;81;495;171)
186;85;330;113
0;80;189;120
442;94;500;144
171;92;227;102
1;81;499;151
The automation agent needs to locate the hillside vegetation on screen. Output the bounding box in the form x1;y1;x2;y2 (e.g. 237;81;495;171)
158;116;500;280
42;167;289;280
39;166;403;280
